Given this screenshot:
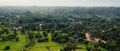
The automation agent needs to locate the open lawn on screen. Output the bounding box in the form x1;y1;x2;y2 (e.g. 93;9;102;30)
30;32;64;51
29;32;88;51
0;31;107;51
0;32;27;51
29;41;63;51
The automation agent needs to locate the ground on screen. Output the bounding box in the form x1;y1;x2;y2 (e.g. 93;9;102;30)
0;32;27;51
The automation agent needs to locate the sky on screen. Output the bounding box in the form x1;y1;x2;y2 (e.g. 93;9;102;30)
0;0;120;7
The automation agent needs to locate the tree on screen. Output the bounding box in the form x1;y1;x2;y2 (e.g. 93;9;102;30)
63;43;77;51
43;31;48;37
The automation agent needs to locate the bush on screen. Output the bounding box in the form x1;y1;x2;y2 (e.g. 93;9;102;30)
4;46;10;50
15;37;19;41
37;38;48;42
38;38;44;42
35;34;42;38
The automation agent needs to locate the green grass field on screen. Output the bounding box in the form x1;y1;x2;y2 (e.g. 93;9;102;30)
0;31;107;51
30;41;63;51
0;32;27;51
29;32;88;51
29;32;64;51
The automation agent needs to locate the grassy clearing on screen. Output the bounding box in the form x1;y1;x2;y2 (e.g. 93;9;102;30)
29;41;63;51
30;42;88;51
0;32;27;51
30;32;88;51
48;33;52;41
76;49;88;51
30;32;64;51
99;46;108;51
0;31;107;51
77;44;87;49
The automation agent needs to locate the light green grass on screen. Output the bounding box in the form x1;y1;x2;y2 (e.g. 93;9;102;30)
76;49;87;51
30;41;63;51
0;32;27;51
0;31;107;51
99;46;108;51
30;32;64;51
77;44;87;49
48;33;52;41
30;32;88;51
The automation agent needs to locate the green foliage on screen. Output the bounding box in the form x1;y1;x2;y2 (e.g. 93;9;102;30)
0;7;120;51
4;46;10;50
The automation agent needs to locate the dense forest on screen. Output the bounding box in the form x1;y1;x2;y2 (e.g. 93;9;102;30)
0;6;120;51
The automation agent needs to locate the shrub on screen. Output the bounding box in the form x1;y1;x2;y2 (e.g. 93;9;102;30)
4;46;10;50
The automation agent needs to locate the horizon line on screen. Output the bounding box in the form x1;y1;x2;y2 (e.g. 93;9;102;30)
0;5;120;7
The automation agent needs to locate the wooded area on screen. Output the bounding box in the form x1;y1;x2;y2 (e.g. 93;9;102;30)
0;7;120;51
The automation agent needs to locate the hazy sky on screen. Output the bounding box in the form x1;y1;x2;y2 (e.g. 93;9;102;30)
0;0;120;7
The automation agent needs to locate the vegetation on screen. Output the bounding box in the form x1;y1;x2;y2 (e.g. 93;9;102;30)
0;6;120;51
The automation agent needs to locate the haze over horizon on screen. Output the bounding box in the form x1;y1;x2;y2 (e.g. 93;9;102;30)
0;0;120;7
